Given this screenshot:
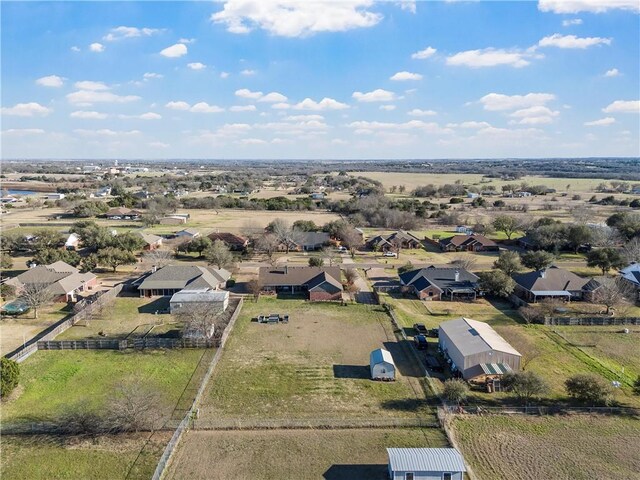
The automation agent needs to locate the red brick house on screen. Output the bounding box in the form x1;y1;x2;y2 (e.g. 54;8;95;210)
439;234;498;252
259;266;343;301
208;232;249;251
399;266;480;301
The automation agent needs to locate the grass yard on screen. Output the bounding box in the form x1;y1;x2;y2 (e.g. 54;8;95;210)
167;428;449;480
452;414;640;480
200;298;431;422
1;432;171;480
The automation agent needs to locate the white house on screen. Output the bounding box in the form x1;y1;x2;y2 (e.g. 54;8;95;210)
370;348;396;381
387;448;467;480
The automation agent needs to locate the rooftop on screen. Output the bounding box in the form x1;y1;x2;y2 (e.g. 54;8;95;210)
439;317;521;358
387;448;466;472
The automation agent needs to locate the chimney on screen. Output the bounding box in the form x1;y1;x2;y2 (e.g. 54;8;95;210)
454;270;460;282
540;268;546;278
152;265;157;273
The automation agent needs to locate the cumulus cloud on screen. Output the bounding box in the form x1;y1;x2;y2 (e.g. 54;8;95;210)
74;80;110;91
271;102;291;110
230;105;257;112
36;75;64;87
562;18;583;26
584;117;615;126
293;97;349;110
380;105;396;111
220;72;230;78
538;33;611;49
538;0;640;14
71;46;81;52
190;102;225;113
604;68;620;77
66;90;141;105
2;128;45;136
509;106;560;125
70;111;108;120
447;48;539;68
602;100;640;113
187;62;206;70
74;129;140;137
119;112;162;120
165;101;191;110
236;88;263;100
479;92;556;111
211;0;383;37
160;43;188;58
446;121;492;129
103;26;164;41
285;114;324;121
352;89;396;102
411;46;437;59
1;102;51;117
259;92;288;103
347;119;450;135
390;71;423;81
408;108;437;117
89;43;105;52
240;69;256;76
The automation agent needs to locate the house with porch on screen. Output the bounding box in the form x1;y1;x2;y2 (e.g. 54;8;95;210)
208;232;249;251
512;266;601;303
258;266;343;301
137;265;230;297
6;261;98;302
366;230;423;252
439;234;498;252
399;266;480;301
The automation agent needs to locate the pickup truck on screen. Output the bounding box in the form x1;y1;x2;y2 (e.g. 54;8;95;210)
413;334;428;350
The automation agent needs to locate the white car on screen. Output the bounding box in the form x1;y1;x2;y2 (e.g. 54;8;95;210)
338;246;348;252
383;251;397;258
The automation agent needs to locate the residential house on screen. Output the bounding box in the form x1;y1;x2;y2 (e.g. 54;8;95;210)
175;228;200;239
620;263;640;300
439;317;521;381
366;230;423;252
310;192;326;200
439;234;498;252
387;448;467;480
281;231;330;251
6;261;98;302
47;193;65;200
138;232;163;251
259;266;343;301
105;207;142;220
208;232;249;251
65;233;80;250
399;266;480;301
137;265;230;297
169;289;229;316
96;186;112;197
370;348;396;381
512;265;601;303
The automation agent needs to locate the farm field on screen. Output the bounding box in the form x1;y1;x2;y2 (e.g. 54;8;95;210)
452;414;640;480
167;428;449;480
199;298;431;422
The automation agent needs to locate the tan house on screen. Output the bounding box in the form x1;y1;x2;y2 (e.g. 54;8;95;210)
7;261;98;302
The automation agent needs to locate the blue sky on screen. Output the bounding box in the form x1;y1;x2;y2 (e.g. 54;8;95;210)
1;0;639;160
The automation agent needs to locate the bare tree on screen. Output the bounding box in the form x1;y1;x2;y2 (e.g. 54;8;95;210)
204;240;235;270
344;268;358;286
518;305;543;325
21;283;54;319
142;249;174;270
247;278;262;302
449;254;477;272
270;219;304;254
622;237;640;264
339;225;363;257
106;379;165;433
255;233;281;262
173;302;225;339
593;277;634;316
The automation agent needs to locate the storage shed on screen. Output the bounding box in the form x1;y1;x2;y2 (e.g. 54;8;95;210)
438;317;521;380
387;448;466;480
370;348;396;381
169;289;229;315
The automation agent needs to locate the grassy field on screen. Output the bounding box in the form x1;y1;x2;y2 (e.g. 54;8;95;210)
167;428;449;480
1;433;171;480
200;297;430;421
452;414;640;480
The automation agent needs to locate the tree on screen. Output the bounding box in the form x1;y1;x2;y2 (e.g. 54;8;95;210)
32;248;81;267
32;229;65;252
566;224;593;254
633;375;640;396
493;251;523;275
450;254;477;272
106;379;164;433
477;270;516;298
188;236;212;258
398;262;415;275
565;373;613;405
247;279;262;302
293;220;318;232
622;237;640;264
521;251;555;271
1;231;28;254
21;282;55;318
344;268;358;286
586;248;625;275
174;302;224;340
518;305;543;325
492;215;521;240
338;224;363;257
204;240;234;269
96;247;137;272
502;371;548;404
0;252;13;270
442;378;469;405
142;249;174;270
0;358;20;398
308;256;324;267
80;254;98;273
1;283;17;301
113;232;146;252
255;233;281;261
592;276;634;315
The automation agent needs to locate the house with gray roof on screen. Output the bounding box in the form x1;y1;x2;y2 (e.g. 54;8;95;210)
399;266;480;301
6;261;98;302
137;264;230;297
259;266;342;301
138;232;163;250
620;263;640;300
367;230;423;252
512;265;600;303
284;231;330;251
387;448;467;480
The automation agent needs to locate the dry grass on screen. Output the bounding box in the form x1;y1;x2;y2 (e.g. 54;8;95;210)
167;428;448;480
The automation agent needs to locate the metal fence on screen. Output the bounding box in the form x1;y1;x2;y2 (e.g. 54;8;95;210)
192;416;439;431
440;405;640;416
545;316;640;326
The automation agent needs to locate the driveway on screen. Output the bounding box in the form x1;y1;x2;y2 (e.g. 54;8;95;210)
342;255;377;305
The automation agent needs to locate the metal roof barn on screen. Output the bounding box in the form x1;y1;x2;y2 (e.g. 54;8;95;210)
387;448;466;480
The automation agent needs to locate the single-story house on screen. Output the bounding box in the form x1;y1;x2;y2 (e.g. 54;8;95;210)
96;187;112;197
283;231;330;251
620;263;640;300
258;266;343;301
439;317;521;381
105;207;142;220
399;267;480;301
512;266;601;303
160;216;188;225
370;348;396;381
310;192;326;200
47;193;65;200
208;232;249;251
137;264;230;297
439;234;498;252
65;233;80;250
138;232;163;251
169;289;229;315
367;230;423;252
387;448;467;480
6;260;98;303
175;228;200;239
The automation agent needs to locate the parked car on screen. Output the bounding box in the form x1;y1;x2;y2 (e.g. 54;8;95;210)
426;328;439;338
383;251;397;258
414;334;428;350
413;323;427;335
337;246;348;252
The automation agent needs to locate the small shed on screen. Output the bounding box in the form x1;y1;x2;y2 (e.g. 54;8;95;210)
387;448;466;480
370;348;396;381
169;289;229;315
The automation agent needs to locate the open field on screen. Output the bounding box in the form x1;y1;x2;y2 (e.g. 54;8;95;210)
200;298;430;421
1;432;171;480
167;428;448;480
452;414;640;480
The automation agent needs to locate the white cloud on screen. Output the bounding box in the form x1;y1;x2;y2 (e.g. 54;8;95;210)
447;48;538;68
538;33;611;49
240;69;256;76
396;1;416;13
74;80;109;91
235;88;263;99
446;121;492;129
165;101;191;111
602;100;640;114
271;102;291;110
74;129;140;137
259;92;288;103
220;72;230;78
380;105;396;111
187;62;207;70
293;97;349;110
2;128;45;136
390;71;423;81
71;46;81;52
352;89;396;102
89;43;105;53
239;138;267;145
604;68;620;77
66;90;141;105
479;92;556;111
562;18;583;26
408;108;437;117
285;114;324;121
190;102;224;113
36;75;64;88
538;0;640;14
160;43;188;58
585;117;615;126
347;119;450;134
149;142;170;148
143;72;164;80
70;111;108;120
119;112;162;120
103;26;164;41
1;102;51;117
179;38;195;44
509;106;560;124
230;105;257;112
411;46;436;59
211;0;383;37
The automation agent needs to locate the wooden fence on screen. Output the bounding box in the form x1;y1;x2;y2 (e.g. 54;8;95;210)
36;337;218;351
545;316;640;326
440;405;640;416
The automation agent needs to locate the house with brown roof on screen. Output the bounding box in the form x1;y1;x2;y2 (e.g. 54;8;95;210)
399;266;480;301
105;207;142;220
208;232;249;251
138;232;163;250
512;266;601;303
439;234;498;252
366;230;423;252
137;264;230;297
6;261;98;302
258;266;343;301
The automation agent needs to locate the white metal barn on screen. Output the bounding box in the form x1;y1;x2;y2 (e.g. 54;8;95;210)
370;348;396;381
169;289;229;314
387;448;467;480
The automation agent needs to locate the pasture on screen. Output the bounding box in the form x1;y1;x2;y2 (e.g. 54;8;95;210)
167;428;448;480
452;414;640;480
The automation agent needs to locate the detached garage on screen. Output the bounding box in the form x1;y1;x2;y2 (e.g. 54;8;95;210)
370;348;396;381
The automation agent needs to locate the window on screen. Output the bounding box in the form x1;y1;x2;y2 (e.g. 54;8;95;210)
405;474;414;480
443;473;453;480
428;291;434;296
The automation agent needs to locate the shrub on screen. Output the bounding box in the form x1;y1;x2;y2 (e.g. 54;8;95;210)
502;371;548;403
443;378;469;405
0;358;20;397
565;373;613;405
